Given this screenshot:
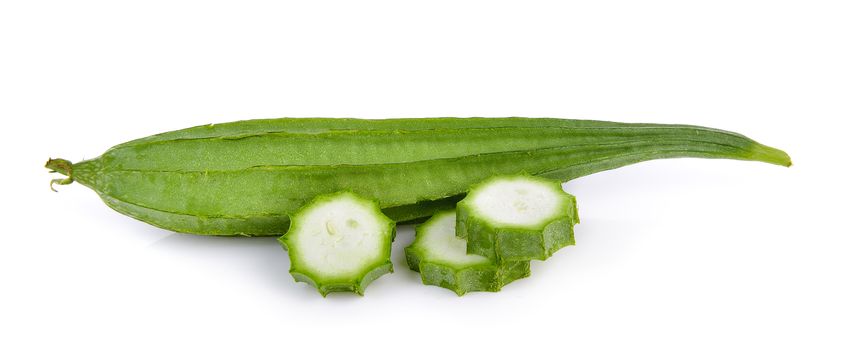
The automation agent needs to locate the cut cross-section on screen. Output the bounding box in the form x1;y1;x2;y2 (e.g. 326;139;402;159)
405;210;530;296
456;174;578;262
279;192;395;296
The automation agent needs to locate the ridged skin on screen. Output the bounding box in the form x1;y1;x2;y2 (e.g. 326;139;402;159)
47;117;791;236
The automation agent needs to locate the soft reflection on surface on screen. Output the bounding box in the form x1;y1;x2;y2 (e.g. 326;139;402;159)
147;234;298;295
145;224;422;299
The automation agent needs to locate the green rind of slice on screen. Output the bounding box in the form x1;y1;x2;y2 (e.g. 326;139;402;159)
405;211;530;296
289;262;394;297
456;174;578;262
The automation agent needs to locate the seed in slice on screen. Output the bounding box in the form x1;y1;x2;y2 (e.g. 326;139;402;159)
279;192;395;296
456;174;578;262
405;210;530;296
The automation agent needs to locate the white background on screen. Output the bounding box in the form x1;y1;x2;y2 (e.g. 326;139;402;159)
1;1;841;349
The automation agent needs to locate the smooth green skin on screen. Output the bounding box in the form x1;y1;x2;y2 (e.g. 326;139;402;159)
456;175;579;262
405;211;531;296
46;117;791;236
278;191;395;297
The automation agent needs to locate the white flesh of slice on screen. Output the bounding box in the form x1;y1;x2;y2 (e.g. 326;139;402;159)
290;194;389;279
467;177;564;227
416;212;488;268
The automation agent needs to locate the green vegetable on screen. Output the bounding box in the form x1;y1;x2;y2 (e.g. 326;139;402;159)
405;210;530;295
46;117;791;236
279;192;394;296
456;174;578;262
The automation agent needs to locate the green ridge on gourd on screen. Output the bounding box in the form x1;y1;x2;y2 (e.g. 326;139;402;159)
46;117;791;236
456;174;578;262
405;210;530;295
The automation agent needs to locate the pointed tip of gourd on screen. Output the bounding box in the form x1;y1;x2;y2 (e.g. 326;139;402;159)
46;158;74;192
749;143;792;167
45;158;73;175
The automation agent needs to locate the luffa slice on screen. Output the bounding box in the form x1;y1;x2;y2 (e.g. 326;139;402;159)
406;211;529;295
279;192;394;296
456;175;578;262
